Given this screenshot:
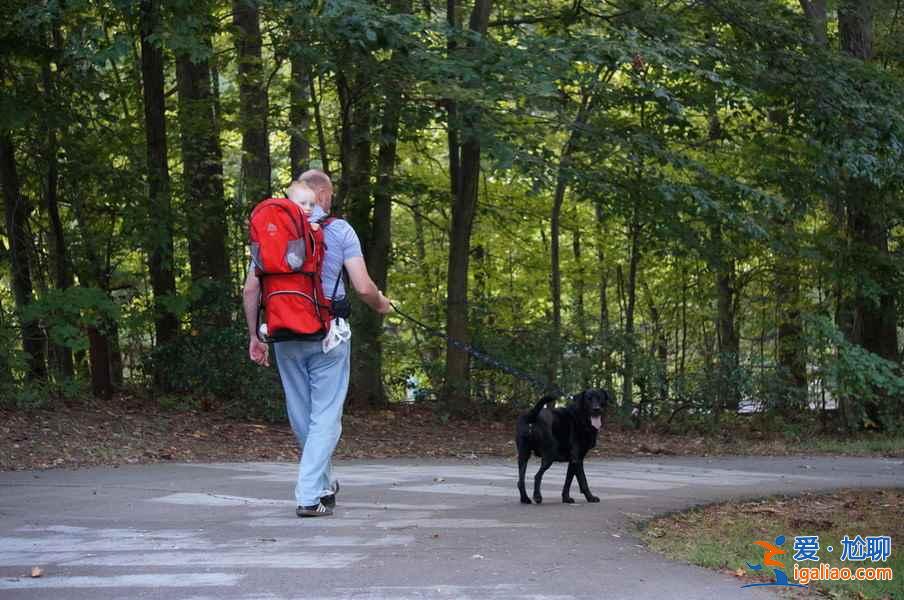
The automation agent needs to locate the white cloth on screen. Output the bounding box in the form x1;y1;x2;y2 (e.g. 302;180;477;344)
322;318;351;353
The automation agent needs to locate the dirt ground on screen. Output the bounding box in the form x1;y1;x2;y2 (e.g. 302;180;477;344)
1;396;901;471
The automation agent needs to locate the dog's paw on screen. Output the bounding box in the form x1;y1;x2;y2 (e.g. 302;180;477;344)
586;495;600;503
533;495;543;504
562;497;575;504
520;497;532;504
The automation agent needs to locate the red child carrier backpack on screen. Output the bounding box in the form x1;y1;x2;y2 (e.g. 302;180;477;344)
249;197;331;342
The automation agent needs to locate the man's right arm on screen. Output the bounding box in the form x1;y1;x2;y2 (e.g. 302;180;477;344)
345;256;391;314
243;268;269;365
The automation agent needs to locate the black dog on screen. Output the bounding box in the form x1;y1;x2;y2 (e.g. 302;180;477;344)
516;389;610;504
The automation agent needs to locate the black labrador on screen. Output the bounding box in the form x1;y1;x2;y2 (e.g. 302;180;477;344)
516;389;610;504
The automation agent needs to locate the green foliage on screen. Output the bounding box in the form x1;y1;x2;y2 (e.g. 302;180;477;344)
1;0;903;433
807;316;904;429
150;323;286;422
21;287;119;354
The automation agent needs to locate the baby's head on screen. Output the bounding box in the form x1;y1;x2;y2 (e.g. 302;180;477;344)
287;180;316;216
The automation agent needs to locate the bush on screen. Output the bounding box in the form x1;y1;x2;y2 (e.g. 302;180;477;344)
807;315;904;430
150;323;286;422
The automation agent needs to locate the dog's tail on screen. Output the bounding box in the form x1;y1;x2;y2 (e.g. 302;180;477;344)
525;395;557;423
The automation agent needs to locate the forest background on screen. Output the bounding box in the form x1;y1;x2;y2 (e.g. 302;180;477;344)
2;0;903;439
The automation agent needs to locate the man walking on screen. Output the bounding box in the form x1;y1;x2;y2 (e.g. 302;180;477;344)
243;169;391;516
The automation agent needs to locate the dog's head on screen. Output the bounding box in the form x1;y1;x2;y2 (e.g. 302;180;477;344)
573;389;610;431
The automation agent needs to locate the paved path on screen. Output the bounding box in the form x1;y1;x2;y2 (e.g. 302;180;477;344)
1;456;901;599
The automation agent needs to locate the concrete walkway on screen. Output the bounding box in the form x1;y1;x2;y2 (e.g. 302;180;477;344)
1;456;901;599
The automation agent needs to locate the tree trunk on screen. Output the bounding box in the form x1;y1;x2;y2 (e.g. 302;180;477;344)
0;294;12;383
290;49;311;178
139;0;179;352
680;270;688;379
550;84;599;386
572;210;589;388
799;0;829;46
336;40;376;409
774;230;807;412
839;0;898;425
233;0;271;205
642;280;669;409
714;227;740;414
550;189;564;382
42;21;74;379
0;132;47;380
70;192;117;396
595;202;613;391
335;64;371;222
346;0;410;409
621;215;640;419
311;76;331;176
839;0;874;59
86;326;113;400
176;25;230;328
443;0;491;413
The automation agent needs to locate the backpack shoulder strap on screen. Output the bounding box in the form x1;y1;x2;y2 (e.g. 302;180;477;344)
319;217;350;300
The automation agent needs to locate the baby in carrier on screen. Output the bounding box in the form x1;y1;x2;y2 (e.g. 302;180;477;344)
287;180;325;229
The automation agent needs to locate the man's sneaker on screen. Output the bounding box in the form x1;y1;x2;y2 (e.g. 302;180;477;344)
321;480;340;509
296;502;333;518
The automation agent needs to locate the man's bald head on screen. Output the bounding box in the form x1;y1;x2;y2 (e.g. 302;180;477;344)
298;169;333;195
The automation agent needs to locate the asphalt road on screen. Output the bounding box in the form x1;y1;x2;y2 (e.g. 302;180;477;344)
1;456;902;599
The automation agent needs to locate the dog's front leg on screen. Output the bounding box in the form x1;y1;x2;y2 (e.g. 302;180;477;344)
532;457;553;504
574;460;600;503
517;455;532;504
562;462;576;503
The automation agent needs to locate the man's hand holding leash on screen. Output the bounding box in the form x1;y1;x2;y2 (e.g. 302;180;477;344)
376;291;392;315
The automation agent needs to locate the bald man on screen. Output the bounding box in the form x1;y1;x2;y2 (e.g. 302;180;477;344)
243;170;391;516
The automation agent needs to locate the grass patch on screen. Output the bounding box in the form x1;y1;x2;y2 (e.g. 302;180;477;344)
797;435;904;457
640;490;903;599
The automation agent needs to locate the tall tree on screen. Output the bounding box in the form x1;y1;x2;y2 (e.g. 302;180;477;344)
571;208;589;388
139;0;179;350
838;1;899;373
0;132;47;381
335;27;376;408
233;0;271;206
595;201;613;392
774;234;807;410
713;227;740;416
175;2;230;325
347;0;412;408
797;0;901;424
799;0;828;46
621;212;641;419
41;16;74;378
443;0;491;411
289;31;311;178
550;74;603;385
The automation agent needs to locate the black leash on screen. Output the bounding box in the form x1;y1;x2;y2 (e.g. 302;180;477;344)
389;301;565;398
